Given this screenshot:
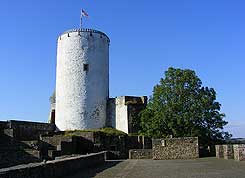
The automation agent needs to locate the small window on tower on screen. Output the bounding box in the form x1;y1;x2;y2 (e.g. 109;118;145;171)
83;64;89;72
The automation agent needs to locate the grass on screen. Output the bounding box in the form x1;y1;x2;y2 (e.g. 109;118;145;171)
64;127;127;137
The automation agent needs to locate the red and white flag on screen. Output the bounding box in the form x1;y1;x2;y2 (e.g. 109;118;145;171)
81;9;89;17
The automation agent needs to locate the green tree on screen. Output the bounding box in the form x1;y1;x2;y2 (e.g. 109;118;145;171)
140;67;231;142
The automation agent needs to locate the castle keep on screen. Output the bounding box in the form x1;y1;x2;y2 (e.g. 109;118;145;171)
56;29;110;131
49;27;147;134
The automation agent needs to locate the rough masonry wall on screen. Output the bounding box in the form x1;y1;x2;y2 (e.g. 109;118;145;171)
56;29;110;130
126;96;147;133
129;149;152;159
233;144;245;161
215;145;224;158
5;120;55;141
152;137;199;160
223;144;234;160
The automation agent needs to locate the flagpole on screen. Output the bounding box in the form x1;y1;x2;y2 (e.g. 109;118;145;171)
80;10;82;28
81;9;89;28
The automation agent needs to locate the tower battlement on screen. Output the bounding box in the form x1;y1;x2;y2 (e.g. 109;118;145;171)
58;28;110;43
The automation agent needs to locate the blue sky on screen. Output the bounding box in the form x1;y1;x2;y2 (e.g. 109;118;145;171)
0;0;244;137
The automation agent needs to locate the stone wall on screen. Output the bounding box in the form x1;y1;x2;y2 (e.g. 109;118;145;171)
233;144;245;161
0;134;43;168
0;152;106;178
129;149;152;159
41;131;128;159
215;145;224;158
6;120;55;141
0;120;55;168
215;144;245;161
114;96;147;134
152;137;199;160
40;134;73;149
223;145;234;160
126;96;147;134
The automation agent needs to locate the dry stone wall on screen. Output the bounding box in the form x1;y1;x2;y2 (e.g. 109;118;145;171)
152;137;199;160
233;144;245;161
223;145;234;160
215;145;224;158
129;149;152;159
215;144;245;161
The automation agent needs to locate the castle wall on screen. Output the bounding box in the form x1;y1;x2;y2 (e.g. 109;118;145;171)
55;29;110;131
129;149;153;159
215;145;224;158
152;137;199;160
114;96;147;134
4;120;55;141
233;144;245;161
223;144;234;160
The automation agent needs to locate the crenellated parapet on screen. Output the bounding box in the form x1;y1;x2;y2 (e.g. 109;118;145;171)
58;28;110;44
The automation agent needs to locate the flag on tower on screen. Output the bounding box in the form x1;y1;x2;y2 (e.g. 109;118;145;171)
81;9;89;17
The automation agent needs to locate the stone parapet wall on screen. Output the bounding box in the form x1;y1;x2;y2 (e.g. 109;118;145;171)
0;152;106;178
129;149;152;159
152;137;199;160
223;145;234;160
215;144;245;161
215;145;224;158
6;120;55;141
233;144;245;161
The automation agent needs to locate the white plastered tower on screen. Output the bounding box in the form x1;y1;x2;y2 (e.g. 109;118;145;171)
55;29;110;131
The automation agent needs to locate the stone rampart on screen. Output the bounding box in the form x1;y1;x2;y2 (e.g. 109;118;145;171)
152;137;199;160
129;149;152;159
0;151;106;178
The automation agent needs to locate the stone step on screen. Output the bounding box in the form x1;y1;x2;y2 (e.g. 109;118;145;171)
0;149;41;169
0;137;40;149
24;149;41;158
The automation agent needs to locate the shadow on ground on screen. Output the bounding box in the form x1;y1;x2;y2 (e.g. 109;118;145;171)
61;160;122;178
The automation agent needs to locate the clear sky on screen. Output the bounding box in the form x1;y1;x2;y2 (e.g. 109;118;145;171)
0;0;244;137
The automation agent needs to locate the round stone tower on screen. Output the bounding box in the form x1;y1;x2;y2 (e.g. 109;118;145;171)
55;29;110;131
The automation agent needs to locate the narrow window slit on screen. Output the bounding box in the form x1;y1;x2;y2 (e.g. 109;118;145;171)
83;64;89;72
